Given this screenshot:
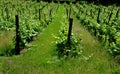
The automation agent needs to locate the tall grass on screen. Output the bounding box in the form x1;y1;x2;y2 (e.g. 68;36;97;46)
0;31;14;56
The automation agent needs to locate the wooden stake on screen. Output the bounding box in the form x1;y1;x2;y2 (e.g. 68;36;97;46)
66;8;69;19
15;15;20;55
78;8;81;15
67;18;73;45
116;8;119;18
39;9;41;20
5;7;9;21
69;6;71;19
108;11;113;24
49;8;52;17
97;8;101;23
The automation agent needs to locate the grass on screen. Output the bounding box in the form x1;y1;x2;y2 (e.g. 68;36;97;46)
0;31;14;48
0;31;15;56
0;4;65;74
0;4;120;74
72;17;120;74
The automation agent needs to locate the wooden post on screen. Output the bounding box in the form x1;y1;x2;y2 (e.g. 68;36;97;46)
97;8;101;24
57;4;59;12
39;9;41;20
108;11;113;24
66;6;71;20
49;8;52;17
85;10;87;18
44;14;46;22
69;6;71;19
116;8;119;18
103;8;106;13
67;18;73;45
44;14;48;26
36;0;40;2
34;7;37;19
66;8;69;19
5;7;9;21
15;15;20;55
108;6;114;24
49;8;53;22
90;9;92;17
78;8;81;15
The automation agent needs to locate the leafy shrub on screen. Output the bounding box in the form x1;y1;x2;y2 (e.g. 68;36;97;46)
55;22;82;58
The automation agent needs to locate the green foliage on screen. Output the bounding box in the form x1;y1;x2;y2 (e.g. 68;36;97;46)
55;21;82;58
17;4;54;48
72;2;120;59
19;16;42;47
0;2;119;74
0;0;55;55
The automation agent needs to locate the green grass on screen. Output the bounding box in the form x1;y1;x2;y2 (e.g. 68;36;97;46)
0;31;14;47
0;31;15;56
72;17;120;74
0;4;120;74
0;4;66;74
